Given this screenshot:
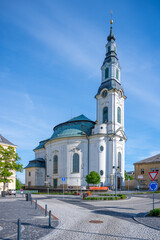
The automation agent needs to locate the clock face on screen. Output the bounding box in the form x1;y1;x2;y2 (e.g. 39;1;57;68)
102;90;107;98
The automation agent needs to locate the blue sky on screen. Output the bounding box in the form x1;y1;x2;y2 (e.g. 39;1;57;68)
1;0;160;183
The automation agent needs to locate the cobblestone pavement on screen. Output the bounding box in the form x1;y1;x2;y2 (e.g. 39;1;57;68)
0;196;59;240
34;193;160;240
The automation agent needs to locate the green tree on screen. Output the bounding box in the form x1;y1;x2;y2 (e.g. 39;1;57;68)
85;171;100;186
125;170;129;180
125;170;134;180
0;146;23;191
16;178;22;190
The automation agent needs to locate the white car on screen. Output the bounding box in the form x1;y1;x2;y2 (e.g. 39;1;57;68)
8;189;16;195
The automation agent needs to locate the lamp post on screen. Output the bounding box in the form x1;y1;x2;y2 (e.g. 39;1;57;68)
109;136;123;197
112;166;119;197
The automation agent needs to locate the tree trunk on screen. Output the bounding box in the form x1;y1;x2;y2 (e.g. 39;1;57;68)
3;182;5;191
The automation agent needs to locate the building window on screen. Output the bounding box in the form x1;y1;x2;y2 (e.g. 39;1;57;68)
155;168;159;172
53;155;58;174
73;153;79;173
151;168;154;172
118;152;121;171
141;169;144;174
117;107;121;123
100;146;104;152
29;172;31;176
105;68;109;79
103;107;108;123
116;69;119;80
108;46;110;53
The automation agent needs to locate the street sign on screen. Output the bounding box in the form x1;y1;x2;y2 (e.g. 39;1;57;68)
138;175;143;179
62;177;65;181
149;181;158;191
148;172;158;181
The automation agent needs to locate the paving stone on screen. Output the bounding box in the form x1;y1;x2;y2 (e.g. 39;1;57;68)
0;196;59;240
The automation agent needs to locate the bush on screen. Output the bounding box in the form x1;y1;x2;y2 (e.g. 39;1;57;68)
150;208;160;216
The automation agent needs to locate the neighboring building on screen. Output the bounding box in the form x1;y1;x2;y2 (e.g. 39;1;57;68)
0;134;17;191
134;154;160;189
127;171;134;177
25;20;127;189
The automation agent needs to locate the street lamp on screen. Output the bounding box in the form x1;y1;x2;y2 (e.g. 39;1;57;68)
109;136;123;197
112;166;119;197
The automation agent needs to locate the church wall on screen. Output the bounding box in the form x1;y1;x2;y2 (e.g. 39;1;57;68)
89;136;107;185
45;137;88;187
35;168;45;186
34;149;46;160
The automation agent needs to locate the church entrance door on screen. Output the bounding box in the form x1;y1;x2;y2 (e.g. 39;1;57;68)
53;179;57;188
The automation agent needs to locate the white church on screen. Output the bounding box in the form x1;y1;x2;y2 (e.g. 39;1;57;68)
25;20;127;189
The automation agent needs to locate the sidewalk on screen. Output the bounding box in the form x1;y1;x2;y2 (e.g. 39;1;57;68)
0;196;59;240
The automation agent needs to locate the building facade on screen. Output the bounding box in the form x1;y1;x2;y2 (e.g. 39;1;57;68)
0;134;17;191
134;153;160;189
25;21;127;189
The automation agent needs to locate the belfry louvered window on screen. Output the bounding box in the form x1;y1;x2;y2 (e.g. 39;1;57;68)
105;68;109;79
53;155;58;174
73;153;79;173
103;107;108;123
116;68;119;80
117;107;121;123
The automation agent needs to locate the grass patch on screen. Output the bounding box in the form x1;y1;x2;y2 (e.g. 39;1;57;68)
99;193;127;199
84;193;126;201
149;208;160;216
32;192;75;195
132;191;160;195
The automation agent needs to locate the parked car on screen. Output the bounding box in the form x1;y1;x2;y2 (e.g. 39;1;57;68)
7;189;17;195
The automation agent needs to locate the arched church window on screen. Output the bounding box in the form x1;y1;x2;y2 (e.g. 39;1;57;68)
117;107;121;123
105;68;109;79
53;155;58;174
73;153;79;173
118;152;121;171
103;107;108;123
116;68;119;80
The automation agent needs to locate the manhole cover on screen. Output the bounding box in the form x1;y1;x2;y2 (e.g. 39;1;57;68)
89;220;103;224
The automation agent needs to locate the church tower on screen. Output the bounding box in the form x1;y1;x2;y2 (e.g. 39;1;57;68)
90;18;127;188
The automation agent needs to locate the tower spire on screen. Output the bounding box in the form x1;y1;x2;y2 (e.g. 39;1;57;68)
107;10;115;41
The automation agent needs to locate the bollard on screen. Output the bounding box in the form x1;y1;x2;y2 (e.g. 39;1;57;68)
31;197;32;205
45;204;47;216
17;218;21;240
35;200;37;209
49;210;51;227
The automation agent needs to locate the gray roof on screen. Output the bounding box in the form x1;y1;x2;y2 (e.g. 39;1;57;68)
134;153;160;165
96;79;123;96
24;158;45;169
34;114;95;150
0;134;16;146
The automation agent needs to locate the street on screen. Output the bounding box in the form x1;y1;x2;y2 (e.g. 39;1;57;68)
35;193;160;240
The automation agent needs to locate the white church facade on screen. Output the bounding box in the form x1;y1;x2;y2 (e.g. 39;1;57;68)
25;21;127;189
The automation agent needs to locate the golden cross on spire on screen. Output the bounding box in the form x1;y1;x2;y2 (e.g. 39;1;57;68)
110;10;113;25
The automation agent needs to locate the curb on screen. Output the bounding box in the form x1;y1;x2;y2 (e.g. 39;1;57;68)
32;199;59;221
133;213;160;232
